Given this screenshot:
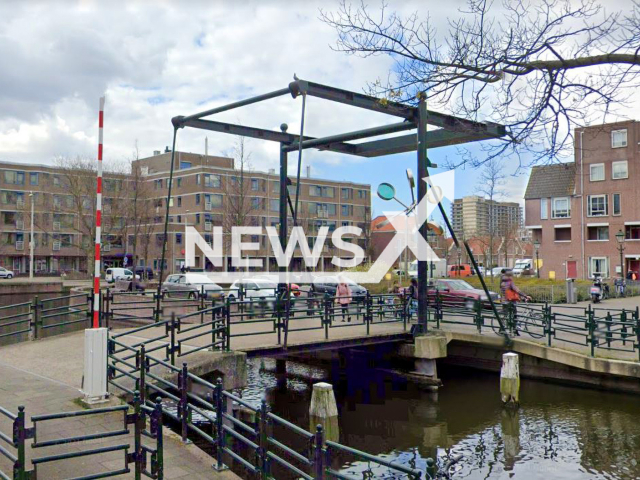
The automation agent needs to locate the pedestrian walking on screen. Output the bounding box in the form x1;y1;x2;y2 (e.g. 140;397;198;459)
335;278;352;322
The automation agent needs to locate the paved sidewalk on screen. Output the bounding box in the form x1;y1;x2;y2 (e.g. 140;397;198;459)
0;362;238;479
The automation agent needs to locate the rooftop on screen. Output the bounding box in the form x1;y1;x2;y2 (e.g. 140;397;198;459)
524;163;576;199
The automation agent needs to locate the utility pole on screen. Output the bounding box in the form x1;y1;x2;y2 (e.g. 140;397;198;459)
29;192;34;280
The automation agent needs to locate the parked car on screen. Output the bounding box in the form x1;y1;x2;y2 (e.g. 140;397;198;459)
447;264;473;278
115;277;146;293
490;267;508;277
227;279;278;304
253;275;302;297
161;273;224;300
105;268;139;283
429;279;499;309
0;267;14;279
134;266;154;280
309;276;368;303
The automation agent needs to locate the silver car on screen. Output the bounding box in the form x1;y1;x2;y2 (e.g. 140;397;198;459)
161;273;224;300
0;267;14;279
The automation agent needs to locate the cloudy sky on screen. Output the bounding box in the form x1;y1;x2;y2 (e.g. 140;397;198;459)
2;0;629;216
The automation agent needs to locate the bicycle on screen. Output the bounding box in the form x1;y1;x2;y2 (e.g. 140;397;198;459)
491;296;546;339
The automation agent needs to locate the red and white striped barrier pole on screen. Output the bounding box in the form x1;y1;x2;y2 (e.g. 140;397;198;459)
93;97;105;329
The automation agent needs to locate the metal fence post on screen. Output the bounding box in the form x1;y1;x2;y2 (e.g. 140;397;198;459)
170;312;177;366
545;303;553;347
587;304;596;357
214;378;227;471
133;391;143;480
178;362;190;443
313;424;325;479
259;399;269;478
635;306;640;362
152;397;164;480
225;297;231;352
323;294;331;339
605;312;612;349
365;292;371;335
200;285;205;324
13;406;27;480
31;295;39;340
435;290;442;329
138;344;147;406
620;309;629;347
105;287;111;327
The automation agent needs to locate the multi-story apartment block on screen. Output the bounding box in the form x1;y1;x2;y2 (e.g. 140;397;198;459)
451;195;522;238
134;151;371;273
524;121;640;280
0;151;371;276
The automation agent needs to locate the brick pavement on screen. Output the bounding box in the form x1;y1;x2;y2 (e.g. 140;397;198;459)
0;362;238;479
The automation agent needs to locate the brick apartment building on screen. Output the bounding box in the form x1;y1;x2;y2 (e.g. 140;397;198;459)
524;121;640;280
0;151;371;276
451;195;522;238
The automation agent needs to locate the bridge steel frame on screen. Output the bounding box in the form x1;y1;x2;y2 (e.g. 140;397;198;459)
159;78;508;340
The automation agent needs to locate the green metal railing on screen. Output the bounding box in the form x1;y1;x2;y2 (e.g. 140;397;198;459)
0;393;163;480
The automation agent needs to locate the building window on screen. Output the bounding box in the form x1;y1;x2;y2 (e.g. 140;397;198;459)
540;198;548;220
177;215;182;223
177;197;182;207
590;164;605;182
554;227;571;241
270;199;279;212
196;174;201;185
195;194;200;205
341;188;352;200
195;213;200;224
358;189;367;199
587;226;609;241
613;193;621;216
611;129;627;148
251;179;260;191
204;174;221;188
206;194;223;208
30;173;38;186
176;233;183;244
177;178;182;188
4;171;24;185
179;162;191;169
341;204;353;216
53;175;60;186
551;197;570;218
309;185;335;198
587;195;608;216
589;257;609;278
612;161;628;179
626;224;640;240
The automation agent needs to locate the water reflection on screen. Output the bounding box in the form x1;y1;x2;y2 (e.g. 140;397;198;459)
238;357;640;479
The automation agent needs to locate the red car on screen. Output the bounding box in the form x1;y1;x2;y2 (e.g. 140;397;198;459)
427;279;499;309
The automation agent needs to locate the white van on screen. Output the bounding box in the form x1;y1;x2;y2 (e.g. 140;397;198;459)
513;259;533;276
409;259;446;279
105;268;139;283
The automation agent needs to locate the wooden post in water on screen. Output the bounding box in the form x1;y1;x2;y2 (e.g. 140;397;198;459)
500;352;520;405
309;382;339;442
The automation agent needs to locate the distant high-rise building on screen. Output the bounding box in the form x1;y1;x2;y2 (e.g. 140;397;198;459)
451;195;522;238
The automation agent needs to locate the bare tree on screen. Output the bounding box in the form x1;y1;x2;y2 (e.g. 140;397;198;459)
51;156;130;272
321;0;640;166
126;145;156;276
476;158;506;269
222;136;260;269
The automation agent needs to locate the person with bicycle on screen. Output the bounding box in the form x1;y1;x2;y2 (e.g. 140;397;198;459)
500;269;531;323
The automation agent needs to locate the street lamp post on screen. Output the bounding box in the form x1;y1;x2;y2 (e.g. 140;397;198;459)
29;192;34;280
616;229;625;278
533;239;540;279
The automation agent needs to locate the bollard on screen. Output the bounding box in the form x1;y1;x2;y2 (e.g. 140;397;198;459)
309;382;339;443
500;352;520;405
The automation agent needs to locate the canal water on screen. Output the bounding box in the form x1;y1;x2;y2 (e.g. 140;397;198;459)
236;356;640;479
